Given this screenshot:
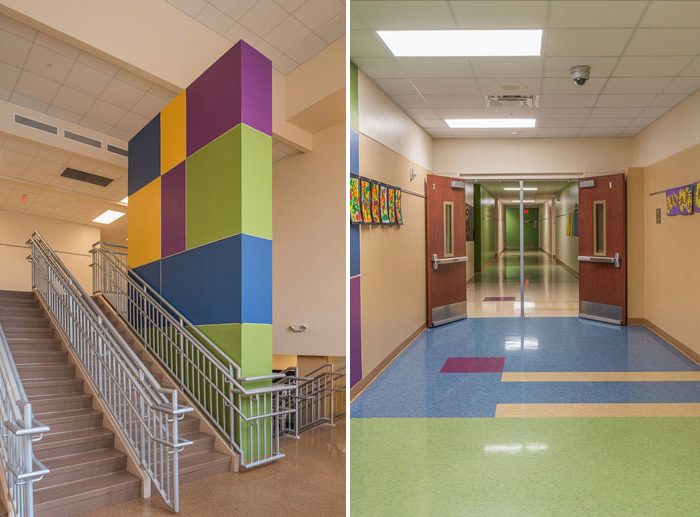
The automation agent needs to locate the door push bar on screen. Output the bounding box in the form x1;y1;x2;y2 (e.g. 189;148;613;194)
577;252;621;269
432;254;468;270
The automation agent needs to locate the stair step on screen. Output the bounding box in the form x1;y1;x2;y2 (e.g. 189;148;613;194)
13;350;68;364
179;416;200;434
9;340;62;352
35;428;115;461
0;316;49;328
24;378;84;396
179;450;231;484
2;326;55;338
180;431;215;454
0;307;43;317
34;471;140;517
31;393;93;412
18;364;75;379
40;408;103;433
37;449;127;491
0;290;35;300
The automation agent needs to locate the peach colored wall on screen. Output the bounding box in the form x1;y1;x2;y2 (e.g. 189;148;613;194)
626;168;645;320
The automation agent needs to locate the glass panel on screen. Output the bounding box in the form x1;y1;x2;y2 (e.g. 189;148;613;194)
444;201;454;256
594;201;606;256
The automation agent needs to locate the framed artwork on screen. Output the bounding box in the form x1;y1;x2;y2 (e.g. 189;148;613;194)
360;177;372;223
388;187;396;224
666;184;694;216
395;189;403;225
349;176;362;224
465;203;474;241
573;205;579;236
380;185;390;224
695;182;700;213
371;181;381;223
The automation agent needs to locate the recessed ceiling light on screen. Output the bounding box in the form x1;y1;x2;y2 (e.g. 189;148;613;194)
376;30;542;57
511;199;536;203
119;197;128;205
93;210;125;224
504;187;538;191
446;118;536;129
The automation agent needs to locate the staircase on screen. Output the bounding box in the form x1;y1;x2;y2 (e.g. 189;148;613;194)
0;290;141;516
93;296;232;483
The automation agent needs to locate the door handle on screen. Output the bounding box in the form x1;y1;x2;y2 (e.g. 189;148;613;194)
432;253;468;270
577;252;621;268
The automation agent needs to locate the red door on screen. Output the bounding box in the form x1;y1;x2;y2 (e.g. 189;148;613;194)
578;173;627;325
426;175;467;327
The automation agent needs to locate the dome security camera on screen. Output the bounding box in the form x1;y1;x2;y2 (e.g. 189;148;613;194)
570;65;591;86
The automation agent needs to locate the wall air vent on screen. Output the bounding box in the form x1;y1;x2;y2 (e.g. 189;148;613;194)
107;144;128;157
484;95;539;109
14;114;58;135
60;168;113;187
64;130;102;149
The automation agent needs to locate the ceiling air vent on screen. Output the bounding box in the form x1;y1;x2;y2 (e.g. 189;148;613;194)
64;130;101;149
14;114;58;135
107;144;128;157
60;168;113;187
484;95;539;109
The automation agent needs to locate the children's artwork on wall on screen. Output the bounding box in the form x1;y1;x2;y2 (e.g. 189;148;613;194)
388;188;396;224
695;182;700;213
573;205;579;237
666;184;694;216
350;176;362;224
465;203;474;241
380;185;390;223
371;181;381;223
361;178;372;223
395;189;403;225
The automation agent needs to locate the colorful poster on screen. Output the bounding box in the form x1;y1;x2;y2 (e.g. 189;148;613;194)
465;203;474;241
380;185;390;223
395;189;403;225
350;176;361;224
666;184;694;216
371;181;381;223
388;188;396;223
360;178;372;223
695;182;700;213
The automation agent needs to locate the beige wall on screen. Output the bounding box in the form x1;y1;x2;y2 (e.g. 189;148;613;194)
0;209;99;291
272;122;345;358
626;168;645;320
433;137;633;176
554;183;579;273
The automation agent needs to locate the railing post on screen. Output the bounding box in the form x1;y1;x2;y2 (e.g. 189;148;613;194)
23;403;34;517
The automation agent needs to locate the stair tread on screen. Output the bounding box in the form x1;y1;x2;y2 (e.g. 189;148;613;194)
36;407;99;420
41;448;125;471
34;471;139;506
23;378;82;388
29;391;91;402
179;449;230;467
39;427;112;445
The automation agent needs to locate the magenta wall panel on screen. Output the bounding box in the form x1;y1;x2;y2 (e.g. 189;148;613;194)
186;40;272;155
161;162;186;257
350;276;362;387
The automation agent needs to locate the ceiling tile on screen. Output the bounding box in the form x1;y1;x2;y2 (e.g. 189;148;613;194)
603;77;672;94
539;94;597;107
374;78;418;95
0;61;20;90
131;92;169;118
275;0;306;12
239;0;289;37
0;14;36;40
77;52;119;76
626;29;700;56
9;92;49;111
413;118;448;129
663;76;700;94
543;57;618;78
613;56;693;77
109;127;134;141
584;118;635;128
0;30;33;67
34;32;80;59
209;0;256;19
539;107;592;118
100;78;146;109
196;4;234;35
578;127;623;137
412;78;479;95
64;62;112;96
545;29;633;57
392;94;428;108
596;94;655;107
639;106;670;118
353;57;405;78
640;1;700;27
681;56;700;77
628;117;657;128
404;107;441;119
287;33;327;64
85;100;127;126
316;13;345;43
589;107;643;118
294;0;344;31
114;69;153;91
423;95;485;108
549;1;646;28
537;119;587;128
273;54;299;74
225;23;260;45
252;40;282;62
398;57;473;78
350;30;391;58
46;106;83;124
0;149;33;168
351;1;454;29
14;70;60;103
24;44;75;83
265;16;311;53
2;138;40;156
477;77;541;95
541;77;606;95
166;0;207;17
649;93;688;107
530;128;583;138
470;57;542;78
116;112;150;134
52;86;94;115
450;1;547;29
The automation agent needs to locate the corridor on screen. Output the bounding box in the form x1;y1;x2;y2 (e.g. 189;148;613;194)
468;251;578;318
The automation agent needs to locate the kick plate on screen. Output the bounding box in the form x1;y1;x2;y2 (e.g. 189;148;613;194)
432;301;466;327
579;300;623;325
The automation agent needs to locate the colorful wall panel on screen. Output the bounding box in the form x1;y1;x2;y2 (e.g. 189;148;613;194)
349;62;362;388
128;40;272;380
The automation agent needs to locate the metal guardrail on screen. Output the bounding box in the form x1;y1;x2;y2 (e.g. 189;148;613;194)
90;242;295;468
276;364;345;434
28;233;192;512
0;322;49;517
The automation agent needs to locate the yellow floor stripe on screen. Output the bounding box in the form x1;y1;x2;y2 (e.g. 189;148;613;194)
501;371;700;382
496;403;700;418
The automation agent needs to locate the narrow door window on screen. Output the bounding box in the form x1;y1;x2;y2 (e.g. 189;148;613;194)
444;201;454;257
593;200;606;256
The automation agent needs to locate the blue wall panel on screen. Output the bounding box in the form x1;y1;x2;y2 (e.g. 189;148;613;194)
128;115;161;195
350;129;359;175
350;223;360;277
133;260;161;294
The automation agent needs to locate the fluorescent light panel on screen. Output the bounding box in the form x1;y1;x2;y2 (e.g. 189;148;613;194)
511;199;536;203
446;118;536;128
93;210;125;224
377;30;542;57
504;187;538;191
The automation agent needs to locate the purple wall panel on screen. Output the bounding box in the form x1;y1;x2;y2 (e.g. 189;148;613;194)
350;276;362;387
161;162;186;257
186;40;272;155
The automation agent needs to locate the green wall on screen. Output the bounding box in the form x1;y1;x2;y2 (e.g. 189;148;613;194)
505;207;539;249
474;185;497;272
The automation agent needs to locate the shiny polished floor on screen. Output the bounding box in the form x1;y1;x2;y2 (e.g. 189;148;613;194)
351;318;700;515
80;419;345;517
467;250;578;318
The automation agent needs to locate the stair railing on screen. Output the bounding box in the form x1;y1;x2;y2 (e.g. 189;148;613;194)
28;233;192;512
90;242;295;469
0;322;49;517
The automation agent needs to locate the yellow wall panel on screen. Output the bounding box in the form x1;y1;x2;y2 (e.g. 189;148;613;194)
160;90;186;174
127;178;161;268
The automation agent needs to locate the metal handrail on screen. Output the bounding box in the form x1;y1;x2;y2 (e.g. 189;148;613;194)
0;321;49;517
90;242;295;468
28;233;192;512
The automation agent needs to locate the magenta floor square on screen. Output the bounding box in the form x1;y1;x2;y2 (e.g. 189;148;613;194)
440;357;505;373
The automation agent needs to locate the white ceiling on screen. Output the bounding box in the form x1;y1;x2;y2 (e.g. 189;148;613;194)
351;0;700;138
166;0;345;74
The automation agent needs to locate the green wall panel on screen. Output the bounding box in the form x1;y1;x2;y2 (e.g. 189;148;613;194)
505;207;539;249
196;322;272;380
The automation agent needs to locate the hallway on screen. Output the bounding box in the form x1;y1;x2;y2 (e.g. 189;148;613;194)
468;251;578;318
351;317;700;515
